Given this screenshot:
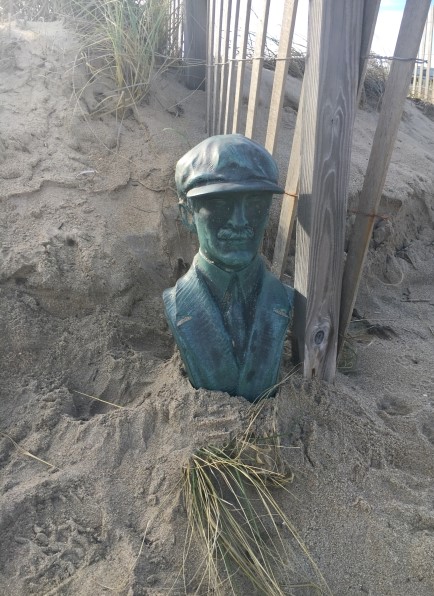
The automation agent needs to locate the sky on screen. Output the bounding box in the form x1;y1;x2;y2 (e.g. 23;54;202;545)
249;0;428;58
371;0;407;56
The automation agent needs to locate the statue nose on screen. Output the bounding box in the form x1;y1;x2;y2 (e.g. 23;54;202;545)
227;198;248;228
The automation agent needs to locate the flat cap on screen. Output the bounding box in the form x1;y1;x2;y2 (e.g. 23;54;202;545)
175;134;284;201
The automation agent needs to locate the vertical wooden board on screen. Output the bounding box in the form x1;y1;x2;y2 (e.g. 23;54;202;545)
217;0;233;133
212;0;224;135
179;0;184;58
207;0;216;135
424;5;434;100
177;0;183;56
272;0;380;284
232;0;252;133
431;8;434;103
412;19;425;96
183;0;207;90
244;0;270;139
224;0;241;133
271;79;304;278
264;0;298;155
417;20;427;97
412;59;418;96
295;0;363;380
339;0;432;352
293;0;322;362
357;0;381;103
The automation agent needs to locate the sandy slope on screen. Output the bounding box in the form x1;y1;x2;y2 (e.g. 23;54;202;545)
1;21;434;596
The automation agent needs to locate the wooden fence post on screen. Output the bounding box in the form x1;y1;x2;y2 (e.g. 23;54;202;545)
271;0;380;281
183;0;207;90
338;0;432;353
293;0;364;380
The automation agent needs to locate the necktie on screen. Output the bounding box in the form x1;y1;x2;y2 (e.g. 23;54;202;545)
224;276;247;363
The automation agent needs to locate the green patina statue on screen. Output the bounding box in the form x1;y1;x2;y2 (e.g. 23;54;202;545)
163;134;294;402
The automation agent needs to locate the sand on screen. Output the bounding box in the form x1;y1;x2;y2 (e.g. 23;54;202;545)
1;20;434;596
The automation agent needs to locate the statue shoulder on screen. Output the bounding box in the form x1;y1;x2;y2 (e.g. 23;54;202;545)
261;266;294;311
162;265;201;324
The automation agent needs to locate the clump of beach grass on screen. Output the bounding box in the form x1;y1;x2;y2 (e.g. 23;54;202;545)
182;398;331;595
360;55;389;111
69;0;175;116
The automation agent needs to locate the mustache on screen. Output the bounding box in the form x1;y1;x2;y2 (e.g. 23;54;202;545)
217;226;254;240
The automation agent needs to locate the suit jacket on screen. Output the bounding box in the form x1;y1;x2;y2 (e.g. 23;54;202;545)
163;256;294;402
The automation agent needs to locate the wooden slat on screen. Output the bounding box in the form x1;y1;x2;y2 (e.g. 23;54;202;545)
206;0;216;135
338;0;432;353
183;0;207;90
411;18;424;96
217;0;233;133
179;0;184;58
424;5;434;100
417;20;427;98
294;0;364;380
264;0;298;155
357;0;381;104
244;0;271;139
232;0;252;133
224;0;241;133
271;80;304;278
411;54;418;96
212;0;225;135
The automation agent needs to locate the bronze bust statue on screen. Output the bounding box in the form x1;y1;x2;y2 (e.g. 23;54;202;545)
163;134;294;402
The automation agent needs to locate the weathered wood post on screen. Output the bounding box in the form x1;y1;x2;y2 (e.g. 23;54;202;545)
339;0;432;351
293;0;364;380
183;0;207;90
272;0;381;282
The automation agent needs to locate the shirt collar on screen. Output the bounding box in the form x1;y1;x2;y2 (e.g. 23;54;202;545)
195;250;263;304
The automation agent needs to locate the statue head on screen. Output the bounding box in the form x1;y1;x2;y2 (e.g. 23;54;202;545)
175;134;284;271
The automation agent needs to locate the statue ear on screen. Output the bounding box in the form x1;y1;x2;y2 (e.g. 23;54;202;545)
179;202;197;233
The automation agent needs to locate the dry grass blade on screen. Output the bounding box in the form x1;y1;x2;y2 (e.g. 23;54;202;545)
73;390;126;409
183;395;332;596
0;432;61;471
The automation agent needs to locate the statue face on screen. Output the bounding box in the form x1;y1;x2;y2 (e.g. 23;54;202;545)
191;192;273;270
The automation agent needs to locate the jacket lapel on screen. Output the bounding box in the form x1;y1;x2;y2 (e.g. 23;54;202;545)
237;269;293;400
170;266;240;394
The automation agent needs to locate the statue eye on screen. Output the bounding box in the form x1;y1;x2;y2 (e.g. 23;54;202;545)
211;198;230;210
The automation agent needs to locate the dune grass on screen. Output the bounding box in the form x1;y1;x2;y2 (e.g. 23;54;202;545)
183;399;331;595
69;0;174;116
